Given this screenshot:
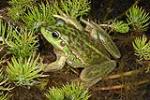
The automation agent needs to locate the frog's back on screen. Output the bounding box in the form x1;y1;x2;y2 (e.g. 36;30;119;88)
62;28;110;65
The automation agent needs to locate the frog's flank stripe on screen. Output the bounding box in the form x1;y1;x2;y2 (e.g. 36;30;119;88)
82;39;111;61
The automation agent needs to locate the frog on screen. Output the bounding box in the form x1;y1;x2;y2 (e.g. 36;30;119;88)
41;18;121;87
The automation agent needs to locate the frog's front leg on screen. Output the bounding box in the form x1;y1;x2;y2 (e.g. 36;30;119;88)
43;49;67;72
80;60;116;87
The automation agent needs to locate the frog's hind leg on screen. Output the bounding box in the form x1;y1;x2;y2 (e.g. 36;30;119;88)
80;60;116;87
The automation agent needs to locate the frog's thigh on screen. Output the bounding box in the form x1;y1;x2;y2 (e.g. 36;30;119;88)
80;60;116;87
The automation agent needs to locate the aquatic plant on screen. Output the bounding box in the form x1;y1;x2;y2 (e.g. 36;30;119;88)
6;29;38;58
7;6;25;22
0;19;16;44
0;94;8;100
111;21;129;33
22;3;57;31
45;82;90;100
54;0;90;18
98;20;129;33
46;87;64;100
9;0;34;8
7;0;35;22
6;54;44;86
0;19;6;43
132;35;150;60
62;82;90;100
0;67;12;100
0;67;13;91
1;16;38;58
126;5;150;32
0;60;14;99
0;57;14;92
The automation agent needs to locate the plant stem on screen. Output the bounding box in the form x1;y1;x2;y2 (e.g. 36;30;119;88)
104;69;141;80
93;79;149;91
99;24;111;28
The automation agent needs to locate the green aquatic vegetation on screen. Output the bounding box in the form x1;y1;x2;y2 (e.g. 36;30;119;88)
0;67;13;91
7;6;25;22
0;60;14;92
45;82;90;100
98;20;129;33
23;3;57;31
1;16;38;58
62;82;90;100
132;35;150;60
111;21;129;33
54;0;90;18
126;5;150;32
46;87;64;100
0;94;8;100
0;19;7;43
9;0;34;7
6;29;38;58
0;19;17;44
7;0;35;22
6;54;44;86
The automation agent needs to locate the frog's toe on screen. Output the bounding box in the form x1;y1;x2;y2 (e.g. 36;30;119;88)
80;60;116;87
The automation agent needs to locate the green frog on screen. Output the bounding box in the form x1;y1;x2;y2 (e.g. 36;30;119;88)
41;18;121;87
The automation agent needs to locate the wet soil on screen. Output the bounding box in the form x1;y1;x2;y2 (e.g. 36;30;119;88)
1;0;150;100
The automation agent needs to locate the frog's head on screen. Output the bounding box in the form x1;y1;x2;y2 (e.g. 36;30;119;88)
41;27;68;52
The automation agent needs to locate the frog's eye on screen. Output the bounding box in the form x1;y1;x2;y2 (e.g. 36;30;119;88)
52;31;60;38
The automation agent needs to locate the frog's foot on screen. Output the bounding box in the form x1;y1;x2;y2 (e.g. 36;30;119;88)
80;60;116;88
43;56;67;72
